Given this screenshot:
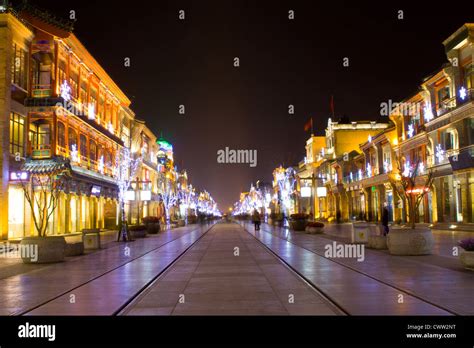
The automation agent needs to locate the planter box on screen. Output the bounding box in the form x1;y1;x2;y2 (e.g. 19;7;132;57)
387;229;434;255
305;226;324;234
82;229;101;250
130;229;147;238
20;236;66;264
368;235;388;250
351;223;375;243
145;223;160;234
65;242;84;256
460;250;474;270
290;219;307;231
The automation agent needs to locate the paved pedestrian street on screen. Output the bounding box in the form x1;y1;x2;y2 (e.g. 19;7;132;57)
1;221;472;316
0;224;214;315
121;223;342;315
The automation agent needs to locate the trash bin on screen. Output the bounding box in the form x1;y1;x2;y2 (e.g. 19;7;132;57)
82;229;101;250
351;222;372;243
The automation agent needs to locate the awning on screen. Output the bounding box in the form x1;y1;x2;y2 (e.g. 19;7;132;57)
21;157;71;175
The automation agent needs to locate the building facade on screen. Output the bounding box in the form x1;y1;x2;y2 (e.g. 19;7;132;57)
294;23;474;226
1;4;133;239
296;119;390;222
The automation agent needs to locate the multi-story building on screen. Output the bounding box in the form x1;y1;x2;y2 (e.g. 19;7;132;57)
302;118;390;221
1;4;136;239
392;23;474;225
127;119;161;224
0;6;34;239
320;23;473;226
296;135;325;217
344;125;399;223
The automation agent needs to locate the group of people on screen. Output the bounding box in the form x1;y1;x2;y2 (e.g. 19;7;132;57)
251;204;390;236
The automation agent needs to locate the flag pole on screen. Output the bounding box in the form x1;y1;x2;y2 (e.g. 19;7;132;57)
311;117;314;136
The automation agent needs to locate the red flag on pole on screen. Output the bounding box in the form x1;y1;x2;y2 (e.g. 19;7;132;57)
304;117;313;133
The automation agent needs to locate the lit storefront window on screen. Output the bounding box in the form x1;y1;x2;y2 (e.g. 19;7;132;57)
8;186;25;238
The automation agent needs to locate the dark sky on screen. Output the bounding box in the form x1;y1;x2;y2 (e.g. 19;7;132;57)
33;0;472;210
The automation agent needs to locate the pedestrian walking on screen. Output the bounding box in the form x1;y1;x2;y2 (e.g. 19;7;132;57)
382;203;389;236
252;209;261;231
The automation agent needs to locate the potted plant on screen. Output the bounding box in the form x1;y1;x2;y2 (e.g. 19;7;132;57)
128;224;147;238
290;213;308;231
187;214;197;224
18;158;70;264
142;216;160;234
270;213;284;226
458;238;474;270
387;159;434;255
305;221;324;234
177;216;186;227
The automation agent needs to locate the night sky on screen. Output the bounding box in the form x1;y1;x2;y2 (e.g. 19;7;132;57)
34;0;472;210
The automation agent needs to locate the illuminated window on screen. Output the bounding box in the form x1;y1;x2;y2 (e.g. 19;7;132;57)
437;85;450;103
57;122;66;148
90;140;97;161
11;43;28;90
80;134;88;158
8;186;25;238
70;71;79;99
97;144;103;162
58;60;67;86
105;150;112;167
464;64;473;90
68;128;77;150
121;125;130;146
98;95;105;120
382;146;391;173
90;89;98;120
142;134;149;154
9;112;25;156
29;121;50;149
80;80;88;103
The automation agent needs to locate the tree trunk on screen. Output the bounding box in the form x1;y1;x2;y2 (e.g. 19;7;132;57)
409;195;416;230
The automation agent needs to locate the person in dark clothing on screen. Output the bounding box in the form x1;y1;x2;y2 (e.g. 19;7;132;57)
382;203;389;236
252;209;261;231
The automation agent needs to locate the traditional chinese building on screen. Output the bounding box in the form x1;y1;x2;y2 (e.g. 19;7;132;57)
389;23;474;225
1;3;136;239
127;119;161;224
308;118;390;221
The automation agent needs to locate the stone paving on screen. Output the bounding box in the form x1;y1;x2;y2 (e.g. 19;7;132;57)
0;223;214;315
0;220;471;316
122;223;342;315
241;221;474;315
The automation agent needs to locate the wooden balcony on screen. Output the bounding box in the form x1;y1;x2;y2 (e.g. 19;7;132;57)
31;144;52;159
32;84;53;98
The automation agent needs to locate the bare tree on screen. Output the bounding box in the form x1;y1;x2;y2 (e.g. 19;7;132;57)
115;147;142;242
19;165;70;237
389;156;434;229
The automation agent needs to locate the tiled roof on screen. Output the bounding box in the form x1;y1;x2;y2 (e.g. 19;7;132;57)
22;157;71;175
